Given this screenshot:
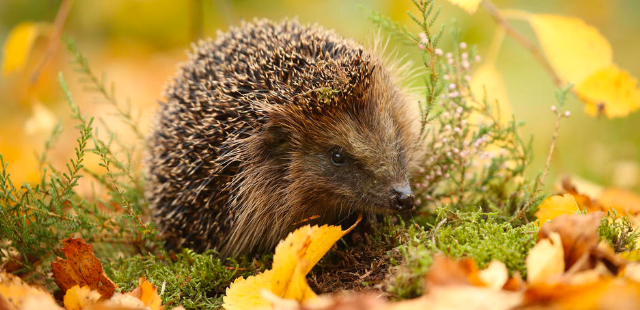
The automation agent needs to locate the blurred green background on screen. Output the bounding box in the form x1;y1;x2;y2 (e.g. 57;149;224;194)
1;0;639;193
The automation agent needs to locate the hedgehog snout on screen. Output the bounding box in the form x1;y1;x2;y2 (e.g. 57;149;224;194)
388;184;415;211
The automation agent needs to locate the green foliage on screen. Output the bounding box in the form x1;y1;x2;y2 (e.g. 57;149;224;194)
384;208;538;299
598;210;640;253
108;249;270;310
0;42;158;284
385;222;433;299
430;208;538;274
372;0;544;220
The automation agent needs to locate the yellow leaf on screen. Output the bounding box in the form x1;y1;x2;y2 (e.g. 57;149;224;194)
621;250;640;262
223;216;361;310
576;65;640;118
530;14;612;84
526;232;565;284
2;22;40;75
0;272;63;310
535;194;580;226
478;260;509;291
126;278;163;310
447;0;481;14
470;64;512;124
63;285;101;310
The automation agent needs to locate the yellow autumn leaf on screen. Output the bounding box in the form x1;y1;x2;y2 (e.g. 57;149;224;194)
223;215;361;310
621;250;640;263
535;194;580;226
447;0;481;14
478;260;509;291
63;285;101;310
470;63;513;124
2;22;41;75
125;277;163;310
0;272;63;310
526;232;565;284
529;14;612;84
576;65;640;118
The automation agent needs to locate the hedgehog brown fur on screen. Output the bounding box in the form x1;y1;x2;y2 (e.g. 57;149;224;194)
146;19;418;256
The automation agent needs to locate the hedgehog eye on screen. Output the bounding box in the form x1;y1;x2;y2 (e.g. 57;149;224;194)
330;149;347;166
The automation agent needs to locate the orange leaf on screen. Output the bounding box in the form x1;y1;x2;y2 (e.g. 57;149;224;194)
51;238;117;299
63;285;101;310
538;212;603;270
535;194;580;226
126;278;163;310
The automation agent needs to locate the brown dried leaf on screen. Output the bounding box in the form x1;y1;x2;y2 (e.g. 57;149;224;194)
538;212;604;270
389;286;522;310
51;238;117;299
424;255;485;288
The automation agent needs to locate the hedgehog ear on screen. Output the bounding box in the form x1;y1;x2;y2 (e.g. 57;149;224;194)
262;123;290;154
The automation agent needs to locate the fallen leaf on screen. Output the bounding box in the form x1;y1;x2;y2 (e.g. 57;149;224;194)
478;260;509;291
223;215;362;310
390;286;522;310
529;14;612;85
560;177;604;213
262;291;387;310
539;212;603;270
622;263;640;283
0;272;63;310
526;232;565;284
125;277;163;310
535;194;580;226
424;255;485;287
51;238;117;299
89;293;148;310
1;22;41;75
64;285;101;310
523;277;640;310
599;188;640;216
446;0;481;14
621;250;640;262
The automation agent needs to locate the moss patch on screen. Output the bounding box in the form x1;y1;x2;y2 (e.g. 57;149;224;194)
107;249;271;310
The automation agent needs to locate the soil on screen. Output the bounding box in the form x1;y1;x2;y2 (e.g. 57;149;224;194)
308;230;399;296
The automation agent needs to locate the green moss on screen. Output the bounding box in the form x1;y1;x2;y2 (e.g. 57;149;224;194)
598;210;639;252
385;224;433;299
432;209;538;275
385;208;538;299
107;249;271;310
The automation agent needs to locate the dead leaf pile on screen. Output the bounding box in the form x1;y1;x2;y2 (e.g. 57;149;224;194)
223;212;640;310
0;238;182;310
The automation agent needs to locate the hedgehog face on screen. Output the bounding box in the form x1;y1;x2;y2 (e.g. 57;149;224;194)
266;91;415;219
307;112;414;215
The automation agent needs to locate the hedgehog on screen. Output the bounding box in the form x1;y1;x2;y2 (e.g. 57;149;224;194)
146;19;419;257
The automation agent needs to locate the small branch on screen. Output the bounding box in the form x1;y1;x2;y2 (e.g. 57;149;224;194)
512;112;562;221
30;0;74;84
481;0;563;86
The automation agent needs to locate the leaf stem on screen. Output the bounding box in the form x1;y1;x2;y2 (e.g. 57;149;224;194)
481;0;563;86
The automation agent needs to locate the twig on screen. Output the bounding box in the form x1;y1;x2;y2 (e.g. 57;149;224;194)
480;0;563;86
30;0;74;84
512;112;562;221
430;217;447;246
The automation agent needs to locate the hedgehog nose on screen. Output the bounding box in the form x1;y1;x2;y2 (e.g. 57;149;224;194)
389;185;415;211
